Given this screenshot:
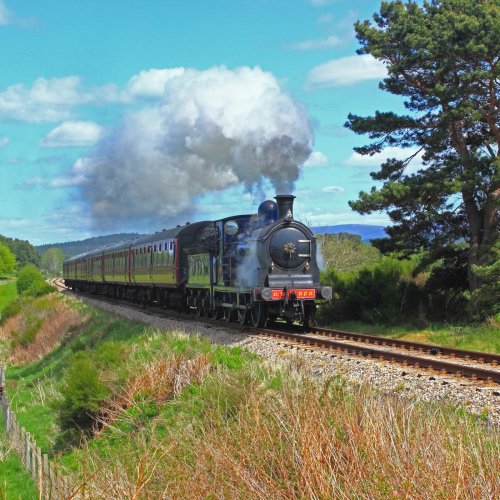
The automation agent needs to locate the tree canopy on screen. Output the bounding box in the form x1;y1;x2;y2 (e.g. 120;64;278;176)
40;247;65;276
0;235;40;269
346;0;499;306
0;243;16;277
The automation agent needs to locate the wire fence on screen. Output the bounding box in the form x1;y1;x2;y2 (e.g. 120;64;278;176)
0;365;74;499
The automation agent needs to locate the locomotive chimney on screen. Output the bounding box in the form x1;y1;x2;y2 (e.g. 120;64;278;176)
274;194;296;220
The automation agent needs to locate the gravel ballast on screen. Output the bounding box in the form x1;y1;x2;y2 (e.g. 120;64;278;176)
76;294;500;426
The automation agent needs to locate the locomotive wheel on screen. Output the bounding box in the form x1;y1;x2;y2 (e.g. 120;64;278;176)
203;295;212;318
251;301;267;328
214;297;224;320
223;307;234;322
195;294;204;317
238;295;249;325
237;308;248;325
303;304;317;329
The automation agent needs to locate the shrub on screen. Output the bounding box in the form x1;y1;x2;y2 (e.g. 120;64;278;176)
0;299;22;325
16;264;55;297
58;352;110;432
17;317;43;346
318;256;423;324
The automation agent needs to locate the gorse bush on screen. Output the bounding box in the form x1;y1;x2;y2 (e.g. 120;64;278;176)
318;256;423;324
16;264;55;297
0;299;21;325
58;351;110;432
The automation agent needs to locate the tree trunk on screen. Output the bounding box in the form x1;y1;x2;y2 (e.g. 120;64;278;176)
463;190;499;291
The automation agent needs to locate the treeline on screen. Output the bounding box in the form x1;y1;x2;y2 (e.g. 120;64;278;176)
0;235;39;269
0;234;65;277
318;234;498;324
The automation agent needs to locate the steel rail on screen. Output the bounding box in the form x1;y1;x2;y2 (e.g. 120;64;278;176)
57;280;500;383
309;327;500;365
256;327;500;384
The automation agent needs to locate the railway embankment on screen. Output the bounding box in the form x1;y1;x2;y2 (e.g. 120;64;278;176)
0;291;499;497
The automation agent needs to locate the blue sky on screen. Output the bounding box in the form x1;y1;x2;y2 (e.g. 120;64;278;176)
0;0;415;245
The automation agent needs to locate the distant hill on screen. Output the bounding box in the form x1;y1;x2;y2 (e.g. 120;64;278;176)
37;225;387;258
36;233;143;258
312;224;387;242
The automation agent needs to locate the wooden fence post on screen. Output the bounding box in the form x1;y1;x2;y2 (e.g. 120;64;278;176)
31;436;36;479
43;454;49;500
20;428;26;465
37;447;42;500
0;365;70;500
49;462;56;500
25;431;31;471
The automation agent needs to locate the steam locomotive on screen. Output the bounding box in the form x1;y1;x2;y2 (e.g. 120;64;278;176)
63;195;332;327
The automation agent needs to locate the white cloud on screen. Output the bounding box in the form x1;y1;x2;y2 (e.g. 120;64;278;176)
304;151;328;168
0;0;11;25
317;14;334;24
47;157;91;188
74;66;313;229
342;146;424;175
0;76;93;122
126;68;185;97
40;121;104;148
0;136;9;146
304;211;390;226
306;54;387;89
22;176;46;186
309;0;337;6
321;185;344;194
288;35;342;51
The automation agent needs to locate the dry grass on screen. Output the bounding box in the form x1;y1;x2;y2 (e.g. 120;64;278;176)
72;370;500;499
96;353;211;437
4;297;85;364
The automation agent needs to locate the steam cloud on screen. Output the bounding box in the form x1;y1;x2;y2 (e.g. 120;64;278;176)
76;66;313;229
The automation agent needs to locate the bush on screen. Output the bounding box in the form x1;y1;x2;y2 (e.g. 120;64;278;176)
16;264;55;297
58;352;110;432
0;299;22;325
318;256;423;324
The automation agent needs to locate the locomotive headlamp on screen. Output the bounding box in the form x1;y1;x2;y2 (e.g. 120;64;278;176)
261;288;272;301
304;261;310;271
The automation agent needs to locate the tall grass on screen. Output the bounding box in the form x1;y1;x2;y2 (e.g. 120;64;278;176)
1;295;85;364
3;296;498;497
68;368;499;498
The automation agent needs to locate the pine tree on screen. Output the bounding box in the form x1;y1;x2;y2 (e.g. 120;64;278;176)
346;0;499;303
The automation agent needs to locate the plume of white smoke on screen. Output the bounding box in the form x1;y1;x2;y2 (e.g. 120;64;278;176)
77;66;313;230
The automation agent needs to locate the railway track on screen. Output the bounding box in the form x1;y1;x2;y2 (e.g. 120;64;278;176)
255;327;500;384
54;278;500;384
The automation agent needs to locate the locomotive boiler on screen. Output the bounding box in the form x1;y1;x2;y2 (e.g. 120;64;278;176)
63;195;332;327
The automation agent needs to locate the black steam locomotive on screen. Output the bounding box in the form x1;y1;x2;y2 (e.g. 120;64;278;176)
63;195;332;327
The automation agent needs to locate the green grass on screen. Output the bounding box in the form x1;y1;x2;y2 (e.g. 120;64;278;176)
1;295;499;497
4;300;256;456
0;413;38;499
0;281;17;315
329;320;500;353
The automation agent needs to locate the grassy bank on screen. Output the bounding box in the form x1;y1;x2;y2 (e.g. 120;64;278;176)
0;281;17;316
0;294;499;497
328;320;500;353
0;413;38;499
